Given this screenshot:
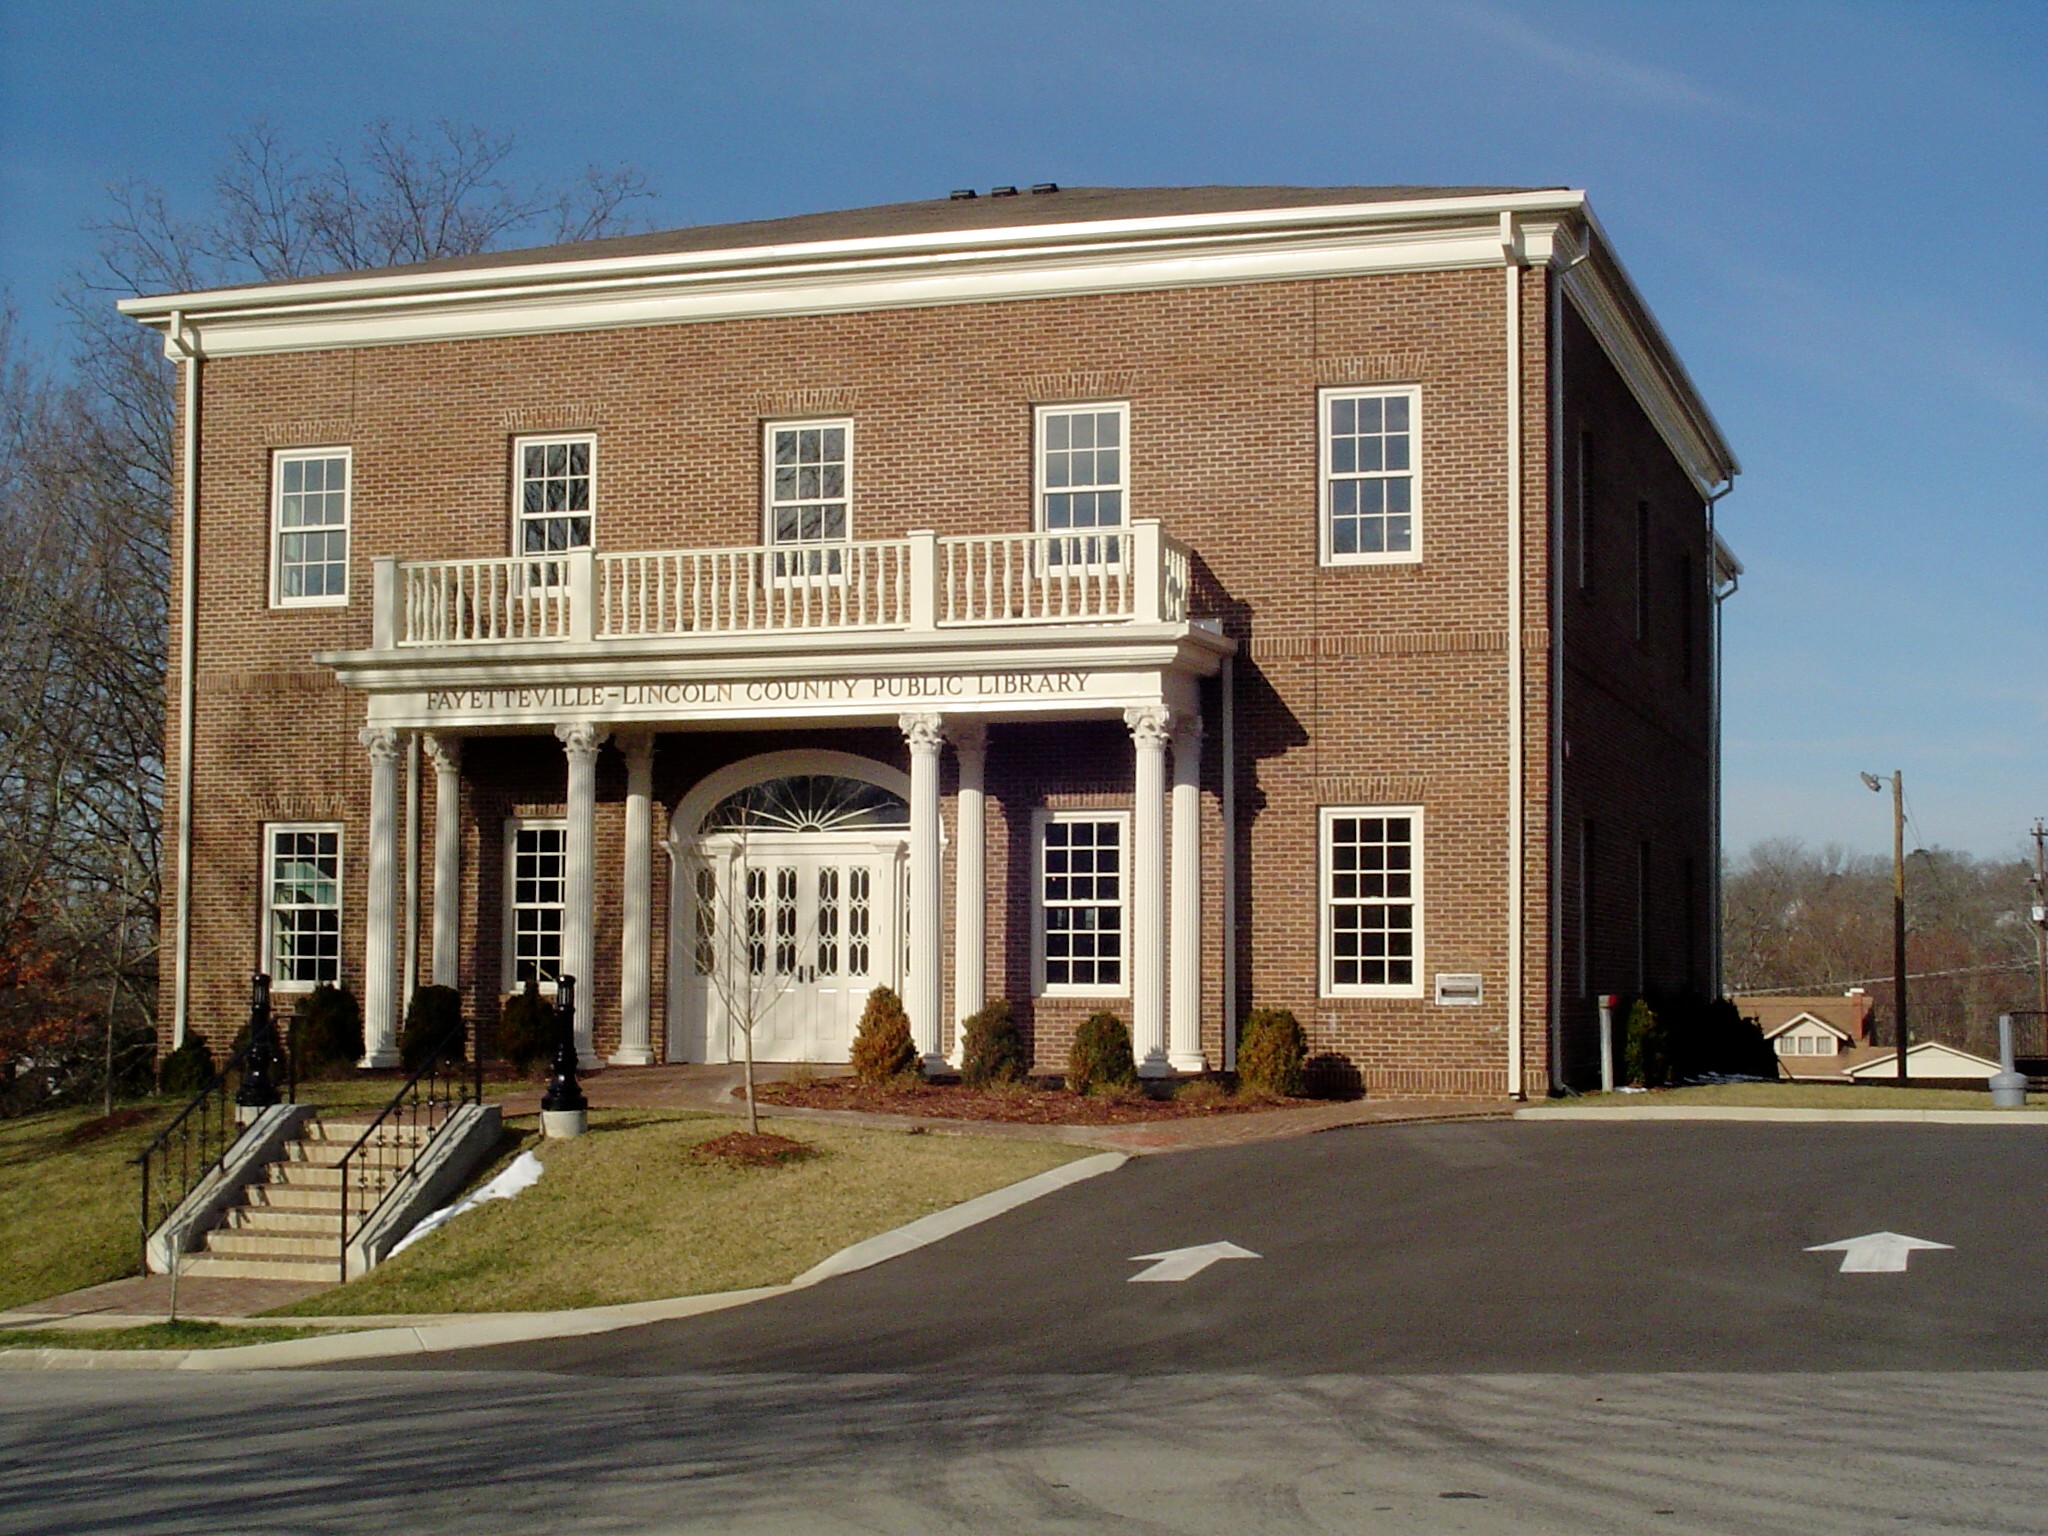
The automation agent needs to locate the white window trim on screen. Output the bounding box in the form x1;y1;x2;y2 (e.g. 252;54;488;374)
502;815;569;995
761;416;855;547
1033;401;1130;537
1318;385;1422;567
1319;804;1425;999
1031;807;1132;999
510;433;598;559
261;821;344;992
269;447;352;609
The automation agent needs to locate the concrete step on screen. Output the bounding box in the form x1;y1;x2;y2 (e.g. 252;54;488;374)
205;1230;341;1260
300;1116;446;1143
240;1184;349;1214
222;1207;344;1236
265;1162;399;1193
179;1252;340;1283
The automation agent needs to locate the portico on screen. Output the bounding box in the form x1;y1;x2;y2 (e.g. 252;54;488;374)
320;520;1232;1073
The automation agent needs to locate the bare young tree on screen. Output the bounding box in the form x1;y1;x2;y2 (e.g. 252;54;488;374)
0;121;652;1109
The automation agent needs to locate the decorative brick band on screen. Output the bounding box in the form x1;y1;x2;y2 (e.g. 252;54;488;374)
1040;788;1131;807
197;669;342;699
260;418;354;447
1024;370;1136;402
1315;774;1428;803
1248;629;1552;659
501;405;609;433
752;387;860;417
1314;353;1428;385
252;794;348;821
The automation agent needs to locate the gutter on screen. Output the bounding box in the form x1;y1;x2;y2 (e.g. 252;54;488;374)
1708;499;1741;998
169;312;199;1048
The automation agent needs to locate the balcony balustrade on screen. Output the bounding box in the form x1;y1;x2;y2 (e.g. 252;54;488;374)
372;522;1192;651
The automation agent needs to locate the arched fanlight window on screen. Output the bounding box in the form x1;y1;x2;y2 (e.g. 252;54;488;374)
700;774;909;835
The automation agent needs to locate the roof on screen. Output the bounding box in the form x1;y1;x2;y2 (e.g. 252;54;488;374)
1762;1011;1852;1042
1737;994;1873;1041
1846;1042;2004;1079
202;184;1543;296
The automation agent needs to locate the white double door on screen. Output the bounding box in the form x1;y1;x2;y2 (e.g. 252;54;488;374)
681;835;904;1064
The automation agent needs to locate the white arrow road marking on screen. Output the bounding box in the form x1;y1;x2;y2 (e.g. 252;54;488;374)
1126;1241;1261;1283
1805;1231;1954;1273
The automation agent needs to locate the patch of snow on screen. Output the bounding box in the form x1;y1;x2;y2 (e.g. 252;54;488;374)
389;1150;544;1258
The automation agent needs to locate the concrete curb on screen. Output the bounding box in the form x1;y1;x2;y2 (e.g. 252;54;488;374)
0;1151;1127;1373
1517;1105;2048;1124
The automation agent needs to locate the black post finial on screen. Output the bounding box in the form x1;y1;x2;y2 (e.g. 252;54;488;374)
540;975;588;1114
236;971;280;1111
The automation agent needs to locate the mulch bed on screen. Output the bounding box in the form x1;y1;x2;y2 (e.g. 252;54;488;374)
754;1078;1309;1125
690;1130;821;1168
63;1106;157;1144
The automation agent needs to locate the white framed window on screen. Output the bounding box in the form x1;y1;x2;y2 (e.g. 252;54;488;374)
1033;810;1130;996
271;448;351;606
513;435;595;563
504;818;568;991
1035;402;1126;566
1320;806;1423;997
764;419;851;576
263;823;342;988
1319;386;1420;565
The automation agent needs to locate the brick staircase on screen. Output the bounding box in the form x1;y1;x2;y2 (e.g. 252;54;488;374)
178;1114;438;1282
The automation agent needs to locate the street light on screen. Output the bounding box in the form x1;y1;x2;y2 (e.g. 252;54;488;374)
1862;771;1908;1083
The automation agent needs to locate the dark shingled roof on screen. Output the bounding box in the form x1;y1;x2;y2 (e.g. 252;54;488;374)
225;184;1547;290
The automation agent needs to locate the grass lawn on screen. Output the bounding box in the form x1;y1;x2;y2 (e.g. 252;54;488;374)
277;1110;1087;1317
1542;1082;2047;1110
0;1320;332;1351
0;1103;173;1312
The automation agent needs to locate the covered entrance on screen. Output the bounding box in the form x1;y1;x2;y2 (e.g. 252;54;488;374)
668;753;910;1064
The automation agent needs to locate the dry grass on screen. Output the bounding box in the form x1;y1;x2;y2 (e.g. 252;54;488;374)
0;1103;171;1312
276;1110;1085;1317
1549;1081;2046;1110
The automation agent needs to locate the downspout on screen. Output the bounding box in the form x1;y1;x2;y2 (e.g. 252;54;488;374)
1220;655;1237;1071
1502;213;1526;1099
1547;241;1591;1094
169;311;200;1049
1707;484;1737;997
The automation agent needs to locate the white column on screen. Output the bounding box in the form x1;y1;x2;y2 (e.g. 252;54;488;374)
948;721;988;1066
901;711;946;1069
1126;705;1171;1077
556;720;609;1068
359;726;403;1068
423;734;462;990
1169;715;1206;1073
612;731;657;1066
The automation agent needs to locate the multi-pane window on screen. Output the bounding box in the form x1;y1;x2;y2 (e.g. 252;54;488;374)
515;436;595;562
266;825;342;987
1322;807;1420;995
1321;387;1419;563
1036;404;1126;564
1036;812;1127;994
766;420;850;575
272;449;351;605
507;821;568;987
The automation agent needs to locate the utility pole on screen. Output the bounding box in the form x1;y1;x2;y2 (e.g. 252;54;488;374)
2031;818;2047;1029
1862;771;1908;1082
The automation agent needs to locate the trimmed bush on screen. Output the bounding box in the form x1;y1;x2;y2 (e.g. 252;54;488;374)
1236;1007;1308;1097
1623;997;1673;1088
157;1037;216;1098
852;986;919;1083
1067;1011;1136;1095
959;999;1026;1087
496;981;557;1075
401;985;467;1074
1303;1052;1364;1101
1665;995;1780;1081
288;984;362;1078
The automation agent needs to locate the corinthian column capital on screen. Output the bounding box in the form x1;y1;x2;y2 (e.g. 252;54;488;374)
555;719;610;762
1124;704;1173;749
358;725;404;763
899;712;946;755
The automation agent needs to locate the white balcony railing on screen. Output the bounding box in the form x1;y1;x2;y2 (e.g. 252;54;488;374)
377;521;1191;649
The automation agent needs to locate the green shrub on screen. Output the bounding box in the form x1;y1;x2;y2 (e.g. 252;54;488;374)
959;999;1026;1087
289;983;362;1078
1303;1052;1364;1101
1623;997;1673;1087
1236;1007;1308;1097
157;1037;216;1098
496;981;557;1075
1665;995;1780;1080
1067;1011;1136;1095
401;985;467;1074
852;986;919;1083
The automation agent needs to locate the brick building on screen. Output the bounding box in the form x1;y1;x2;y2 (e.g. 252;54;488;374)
121;184;1739;1098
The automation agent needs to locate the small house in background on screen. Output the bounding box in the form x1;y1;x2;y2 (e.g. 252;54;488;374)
1844;1041;2004;1087
1732;991;1875;1081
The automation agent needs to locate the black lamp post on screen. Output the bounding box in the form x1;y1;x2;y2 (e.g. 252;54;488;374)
540;974;588;1119
235;972;280;1111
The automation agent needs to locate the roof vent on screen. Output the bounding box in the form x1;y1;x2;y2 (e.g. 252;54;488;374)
1030;182;1059;195
949;188;977;201
990;185;1018;197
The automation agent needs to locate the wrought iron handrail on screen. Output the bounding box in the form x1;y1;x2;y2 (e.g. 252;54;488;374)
335;1021;481;1282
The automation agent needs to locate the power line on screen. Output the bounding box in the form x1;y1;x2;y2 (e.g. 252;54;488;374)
1736;960;2036;995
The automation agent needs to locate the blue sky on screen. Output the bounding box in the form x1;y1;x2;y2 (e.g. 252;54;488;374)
3;1;2042;860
